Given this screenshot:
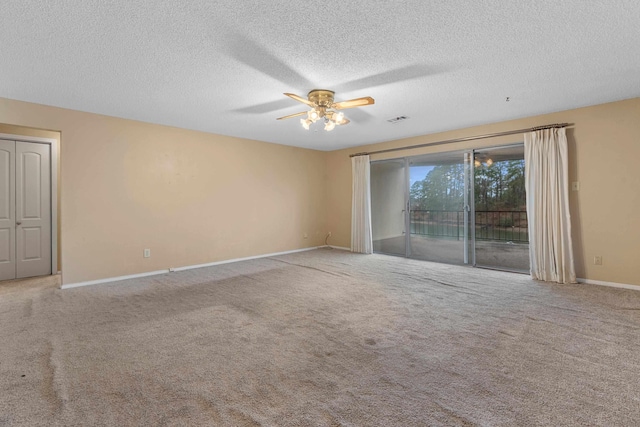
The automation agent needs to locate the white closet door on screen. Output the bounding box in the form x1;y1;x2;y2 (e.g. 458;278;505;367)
15;141;51;279
0;140;16;280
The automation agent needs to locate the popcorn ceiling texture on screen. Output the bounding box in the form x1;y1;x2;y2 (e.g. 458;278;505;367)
1;1;639;150
1;249;639;425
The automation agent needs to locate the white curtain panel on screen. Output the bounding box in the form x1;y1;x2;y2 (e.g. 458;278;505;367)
524;128;576;283
351;155;373;254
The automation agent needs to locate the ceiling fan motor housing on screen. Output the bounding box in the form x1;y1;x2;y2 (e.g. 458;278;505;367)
308;89;335;108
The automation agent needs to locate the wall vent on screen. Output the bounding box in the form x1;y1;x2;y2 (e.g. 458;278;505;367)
387;116;409;124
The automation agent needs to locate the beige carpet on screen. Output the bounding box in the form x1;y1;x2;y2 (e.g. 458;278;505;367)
1;248;639;426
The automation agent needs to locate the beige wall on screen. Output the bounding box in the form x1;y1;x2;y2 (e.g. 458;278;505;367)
1;98;327;284
327;98;640;286
2;96;639;287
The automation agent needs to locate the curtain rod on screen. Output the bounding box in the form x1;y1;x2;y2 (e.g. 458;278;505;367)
349;123;572;158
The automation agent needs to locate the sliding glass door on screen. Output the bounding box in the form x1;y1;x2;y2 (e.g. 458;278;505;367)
371;159;408;257
371;144;529;273
472;145;529;271
408;152;471;265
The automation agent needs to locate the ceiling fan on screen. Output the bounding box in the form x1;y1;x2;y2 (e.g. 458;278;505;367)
276;89;375;131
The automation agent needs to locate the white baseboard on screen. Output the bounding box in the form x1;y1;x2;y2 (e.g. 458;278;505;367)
61;246;323;290
577;278;640;292
170;246;322;272
61;269;170;289
328;245;351;251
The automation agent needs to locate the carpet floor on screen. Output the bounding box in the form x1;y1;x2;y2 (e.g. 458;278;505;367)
1;248;639;426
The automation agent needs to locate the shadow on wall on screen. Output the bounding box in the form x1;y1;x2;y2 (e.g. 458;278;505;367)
566;128;584;276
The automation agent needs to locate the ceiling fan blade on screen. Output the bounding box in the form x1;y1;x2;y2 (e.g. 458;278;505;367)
276;111;308;120
284;93;315;107
332;97;375;110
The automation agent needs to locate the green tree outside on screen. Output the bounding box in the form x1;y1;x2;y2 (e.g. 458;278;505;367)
410;160;526;212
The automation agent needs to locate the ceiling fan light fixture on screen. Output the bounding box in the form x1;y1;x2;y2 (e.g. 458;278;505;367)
324;120;336;132
280;89;375;132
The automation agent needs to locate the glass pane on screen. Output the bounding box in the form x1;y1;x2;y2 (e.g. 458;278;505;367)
371;159;406;256
409;152;465;265
473;145;530;271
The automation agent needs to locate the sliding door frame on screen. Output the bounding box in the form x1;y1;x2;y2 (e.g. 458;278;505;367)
403;158;411;258
464;151;474;266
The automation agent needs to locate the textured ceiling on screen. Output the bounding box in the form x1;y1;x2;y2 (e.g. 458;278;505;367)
2;1;639;151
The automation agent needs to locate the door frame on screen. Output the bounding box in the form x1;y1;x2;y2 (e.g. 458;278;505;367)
0;133;58;277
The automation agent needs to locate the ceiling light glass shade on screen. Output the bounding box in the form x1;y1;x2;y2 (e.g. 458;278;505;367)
299;108;348;131
324;120;336;132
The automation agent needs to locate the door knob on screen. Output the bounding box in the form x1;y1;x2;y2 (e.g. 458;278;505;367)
16;221;21;226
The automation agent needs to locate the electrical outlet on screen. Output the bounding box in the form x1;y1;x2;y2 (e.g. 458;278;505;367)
303;233;308;239
144;248;151;258
571;182;580;191
594;256;602;265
